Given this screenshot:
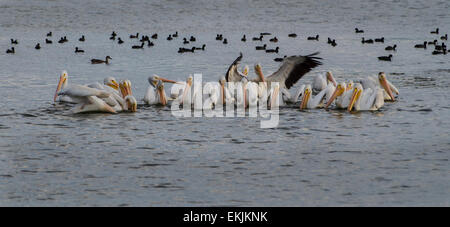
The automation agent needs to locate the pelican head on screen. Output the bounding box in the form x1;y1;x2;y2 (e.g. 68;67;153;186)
104;77;119;90
325;82;346;108
54;70;68;102
326;71;337;86
149;74;177;87
186;75;193;86
242;65;249;76
300;84;312;110
119;79;132;98
378;72;395;101
346;80;354;91
125;95;137;112
348;83;363;112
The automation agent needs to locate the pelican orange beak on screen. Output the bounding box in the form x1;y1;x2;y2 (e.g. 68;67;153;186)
255;64;266;82
119;83;128;98
346;83;353;91
243;65;249;76
379;74;395;101
300;88;311;110
158;86;167;106
159;77;177;84
126;97;137;112
325;84;344;109
53;73;67;102
326;72;337;87
108;80;119;90
348;87;362;112
180;80;192;105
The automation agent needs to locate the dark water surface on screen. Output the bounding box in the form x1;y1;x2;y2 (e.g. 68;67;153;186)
0;0;449;206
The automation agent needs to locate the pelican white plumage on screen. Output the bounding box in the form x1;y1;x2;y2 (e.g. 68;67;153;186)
313;71;337;94
56;85;117;113
347;83;384;112
359;72;398;101
299;83;336;110
144;75;177;105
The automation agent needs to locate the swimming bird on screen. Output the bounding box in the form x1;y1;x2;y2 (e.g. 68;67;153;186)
6;47;14;54
347;83;384;112
269;37;278;42
35;43;41;50
109;35;116;40
300;83;336;110
91;56;112;64
375;37;384;43
79;35;85;42
441;34;448;40
355;28;364;33
144;75;177;106
151;33;158;39
359;72;397;101
216;34;223;41
173;31;178;38
260;32;271;36
56;85;117;113
288;33;297;38
313;71;337;94
385;44;397;51
75;47;84;53
45;38;52;44
430;28;439;34
255;44;266;50
178;47;195;53
167;35;173;40
117;37;124;44
414;42;427;49
241;35;246;42
11;39;18;44
362;38;374;44
265;47;279;53
274;56;287;62
252;35;263;41
307;35;319;41
330;39;337;47
432;49;447;55
435;43;446;51
147;40;154;47
195;44;206;50
428;40;437;45
130;33;139;39
378;54;393;61
183;38;189;44
223;38;228;44
189;36;196;42
47;32;52;37
132;42;145;49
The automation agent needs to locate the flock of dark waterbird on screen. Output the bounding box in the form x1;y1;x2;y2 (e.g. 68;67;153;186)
4;27;447;63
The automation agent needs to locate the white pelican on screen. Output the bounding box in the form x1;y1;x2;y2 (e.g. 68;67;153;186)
144;75;177;105
299;83;336;110
218;76;235;105
203;82;221;109
359;72;398;101
324;82;354;109
347;83;384;112
313;71;337;94
118;79;137;112
56;85;117;114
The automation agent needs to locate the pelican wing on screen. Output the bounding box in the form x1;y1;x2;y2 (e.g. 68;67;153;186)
266;52;322;89
225;52;244;82
59;85;111;99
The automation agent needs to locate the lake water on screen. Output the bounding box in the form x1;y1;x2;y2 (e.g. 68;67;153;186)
0;0;449;206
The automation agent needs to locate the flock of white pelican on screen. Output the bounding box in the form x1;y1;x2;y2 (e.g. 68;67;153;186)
53;52;399;114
